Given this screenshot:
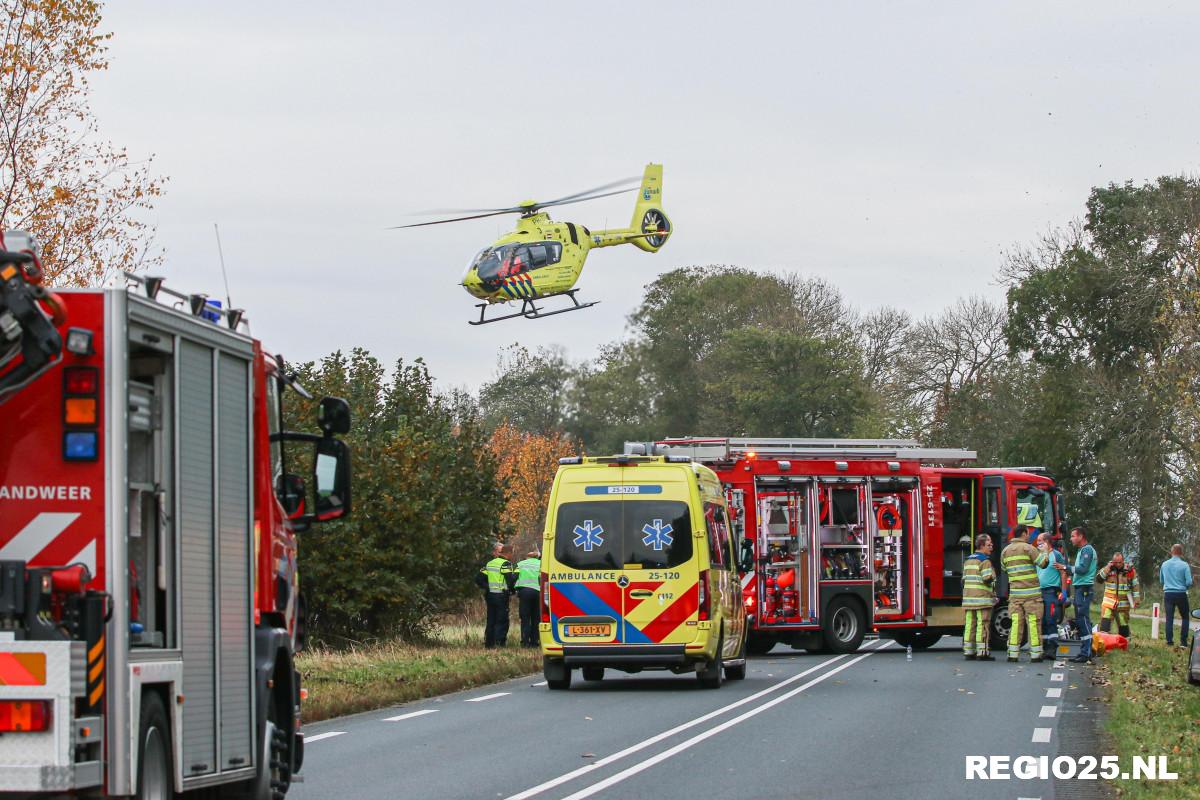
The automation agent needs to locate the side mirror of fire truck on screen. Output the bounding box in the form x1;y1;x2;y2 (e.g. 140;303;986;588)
318;396;351;435
738;538;755;573
313;436;351;521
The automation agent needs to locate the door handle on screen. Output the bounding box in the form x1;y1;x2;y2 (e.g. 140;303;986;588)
630;589;653;598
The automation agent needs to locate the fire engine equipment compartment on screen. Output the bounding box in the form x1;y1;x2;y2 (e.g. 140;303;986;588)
756;486;809;624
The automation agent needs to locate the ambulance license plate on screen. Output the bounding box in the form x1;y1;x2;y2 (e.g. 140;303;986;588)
565;624;610;637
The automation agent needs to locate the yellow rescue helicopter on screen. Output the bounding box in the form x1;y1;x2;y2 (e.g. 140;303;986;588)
393;163;671;324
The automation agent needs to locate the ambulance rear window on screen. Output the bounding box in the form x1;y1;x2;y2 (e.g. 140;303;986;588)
554;500;693;570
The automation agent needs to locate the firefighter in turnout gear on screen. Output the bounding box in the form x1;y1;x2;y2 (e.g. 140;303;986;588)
475;542;518;647
1001;525;1050;662
1097;552;1140;638
515;548;541;647
962;533;996;660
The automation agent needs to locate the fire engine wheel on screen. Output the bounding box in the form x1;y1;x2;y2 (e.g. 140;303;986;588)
135;693;172;800
231;702;289;800
822;598;865;654
990;604;1012;650
698;634;724;689
892;631;942;650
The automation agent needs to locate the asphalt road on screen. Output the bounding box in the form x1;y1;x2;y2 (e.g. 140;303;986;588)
292;638;1097;800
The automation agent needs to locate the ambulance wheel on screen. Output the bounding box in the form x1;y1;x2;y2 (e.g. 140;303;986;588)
581;666;604;682
822;597;865;654
544;657;571;690
135;693;172;800
698;636;724;689
746;632;776;656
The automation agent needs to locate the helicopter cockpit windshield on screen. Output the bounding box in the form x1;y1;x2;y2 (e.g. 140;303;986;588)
470;242;563;287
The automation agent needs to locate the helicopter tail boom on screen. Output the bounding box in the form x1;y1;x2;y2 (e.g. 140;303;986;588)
590;163;672;253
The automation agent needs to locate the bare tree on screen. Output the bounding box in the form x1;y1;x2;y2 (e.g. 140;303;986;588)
1;0;165;286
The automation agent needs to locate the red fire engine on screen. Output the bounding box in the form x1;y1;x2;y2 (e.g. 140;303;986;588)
627;438;1062;655
0;235;352;799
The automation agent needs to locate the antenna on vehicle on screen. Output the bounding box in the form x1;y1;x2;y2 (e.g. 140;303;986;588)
213;224;245;330
214;223;233;310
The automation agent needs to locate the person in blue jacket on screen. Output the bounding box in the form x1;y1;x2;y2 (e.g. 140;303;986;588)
1066;526;1098;663
1159;543;1194;647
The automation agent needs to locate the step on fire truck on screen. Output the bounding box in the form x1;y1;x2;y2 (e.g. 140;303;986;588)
0;233;353;799
625;438;1063;655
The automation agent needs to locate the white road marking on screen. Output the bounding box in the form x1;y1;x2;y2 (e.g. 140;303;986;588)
383;709;438;722
1039;705;1057;718
305;731;346;743
1032;728;1053;743
1054;660;1065;667
1045;688;1062;698
555;649;881;800
1050;672;1064;682
465;692;510;703
504;646;881;800
532;681;548;687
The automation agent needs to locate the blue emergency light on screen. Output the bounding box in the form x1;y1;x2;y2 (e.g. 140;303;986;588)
63;431;98;461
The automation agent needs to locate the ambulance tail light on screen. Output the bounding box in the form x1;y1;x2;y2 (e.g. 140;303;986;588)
697;571;710;621
0;700;50;732
540;572;550;623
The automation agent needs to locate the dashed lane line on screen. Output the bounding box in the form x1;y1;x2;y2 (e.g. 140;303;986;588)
1050;672;1064;682
305;731;347;743
1045;687;1062;698
1032;728;1053;743
532;681;548;687
1039;705;1057;718
503;647;875;800
465;692;511;703
383;709;439;722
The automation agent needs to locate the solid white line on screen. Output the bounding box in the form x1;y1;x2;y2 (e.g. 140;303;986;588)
558;649;879;800
304;731;346;743
1050;672;1064;682
1045;687;1062;698
1039;705;1057;718
383;709;438;722
532;681;548;687
1032;728;1052;743
503;647;876;800
465;692;510;702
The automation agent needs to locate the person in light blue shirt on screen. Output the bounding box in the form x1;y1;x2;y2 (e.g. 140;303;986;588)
1037;533;1067;652
1159;544;1194;647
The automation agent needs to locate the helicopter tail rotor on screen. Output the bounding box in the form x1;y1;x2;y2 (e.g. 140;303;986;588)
628;163;671;252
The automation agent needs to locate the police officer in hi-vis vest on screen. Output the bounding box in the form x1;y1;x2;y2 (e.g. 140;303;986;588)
475;542;517;648
515;548;542;647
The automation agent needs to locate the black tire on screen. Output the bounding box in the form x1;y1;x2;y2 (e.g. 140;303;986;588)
230;694;290;800
581;665;604;682
135;693;172;800
892;631;942;650
544;657;571;690
698;635;724;689
822;597;865;654
990;603;1012;651
746;632;776;656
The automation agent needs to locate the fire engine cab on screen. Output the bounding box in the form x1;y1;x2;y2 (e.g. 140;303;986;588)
626;438;1063;655
0;236;352;799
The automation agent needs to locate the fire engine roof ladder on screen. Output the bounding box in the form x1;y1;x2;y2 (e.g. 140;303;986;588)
626;438;977;463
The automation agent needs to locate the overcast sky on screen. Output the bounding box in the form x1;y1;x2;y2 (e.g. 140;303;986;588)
88;1;1199;391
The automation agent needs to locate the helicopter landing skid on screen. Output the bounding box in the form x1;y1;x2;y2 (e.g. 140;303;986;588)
469;290;599;325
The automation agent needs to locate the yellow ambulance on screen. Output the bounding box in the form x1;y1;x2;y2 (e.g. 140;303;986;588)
538;454;747;689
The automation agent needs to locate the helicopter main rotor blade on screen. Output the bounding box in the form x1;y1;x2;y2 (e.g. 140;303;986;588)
387;209;520;229
535;176;640;208
535;186;637;210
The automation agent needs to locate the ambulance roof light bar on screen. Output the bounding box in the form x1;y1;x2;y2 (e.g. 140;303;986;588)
121;271;249;333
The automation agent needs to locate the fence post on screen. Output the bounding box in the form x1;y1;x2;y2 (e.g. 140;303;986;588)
1151;602;1160;640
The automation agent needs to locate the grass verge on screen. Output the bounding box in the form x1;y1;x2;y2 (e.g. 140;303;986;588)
297;617;542;723
1096;612;1200;798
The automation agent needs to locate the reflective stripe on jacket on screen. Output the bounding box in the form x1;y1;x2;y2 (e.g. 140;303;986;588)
1097;564;1140;611
515;557;540;590
1001;541;1049;598
481;557;517;593
962;553;995;608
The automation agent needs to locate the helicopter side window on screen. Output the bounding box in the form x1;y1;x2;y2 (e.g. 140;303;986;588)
526;242;562;268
